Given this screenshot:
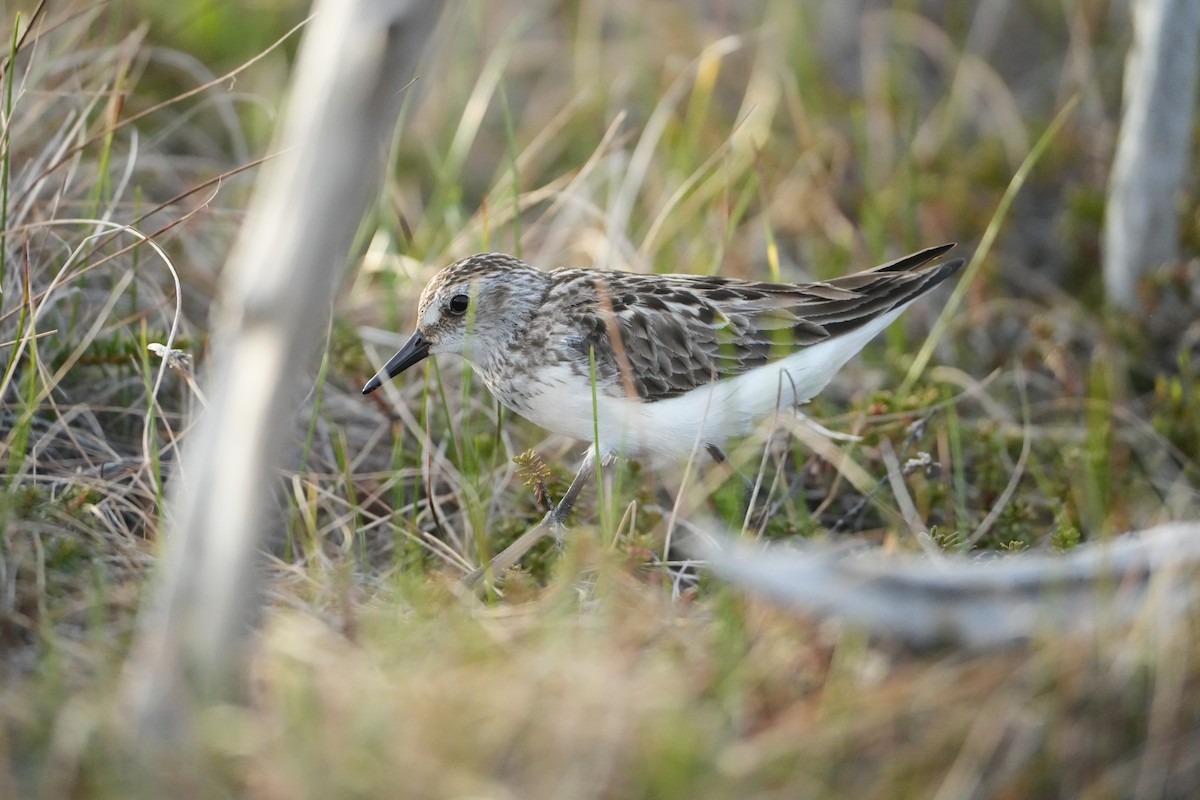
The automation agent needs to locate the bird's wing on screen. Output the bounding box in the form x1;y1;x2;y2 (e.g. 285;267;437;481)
574;245;962;402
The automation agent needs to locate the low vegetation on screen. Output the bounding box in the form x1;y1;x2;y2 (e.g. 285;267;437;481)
1;1;1198;796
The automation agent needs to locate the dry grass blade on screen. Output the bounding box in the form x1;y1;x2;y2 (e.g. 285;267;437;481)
967;368;1032;546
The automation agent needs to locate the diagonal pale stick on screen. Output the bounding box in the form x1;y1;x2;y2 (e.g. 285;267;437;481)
124;0;443;741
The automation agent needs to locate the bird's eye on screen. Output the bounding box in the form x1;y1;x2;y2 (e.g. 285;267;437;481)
448;294;470;315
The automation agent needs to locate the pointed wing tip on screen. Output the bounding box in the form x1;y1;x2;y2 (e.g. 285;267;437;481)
914;242;958;266
930;256;966;285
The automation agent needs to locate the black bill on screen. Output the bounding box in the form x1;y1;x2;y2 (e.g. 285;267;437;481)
362;330;431;394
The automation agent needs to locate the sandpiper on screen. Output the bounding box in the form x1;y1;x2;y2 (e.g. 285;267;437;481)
364;245;963;581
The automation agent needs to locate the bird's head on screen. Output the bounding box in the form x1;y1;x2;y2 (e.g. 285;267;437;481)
362;253;547;394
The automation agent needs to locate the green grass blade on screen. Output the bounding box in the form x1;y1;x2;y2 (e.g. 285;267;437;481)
899;94;1081;394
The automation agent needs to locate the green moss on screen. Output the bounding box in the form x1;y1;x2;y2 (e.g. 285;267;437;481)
1050;509;1082;552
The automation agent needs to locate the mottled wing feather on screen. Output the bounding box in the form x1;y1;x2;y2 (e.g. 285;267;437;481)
562;245;962;402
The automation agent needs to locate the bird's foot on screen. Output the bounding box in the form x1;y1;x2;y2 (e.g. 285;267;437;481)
547;501;572;549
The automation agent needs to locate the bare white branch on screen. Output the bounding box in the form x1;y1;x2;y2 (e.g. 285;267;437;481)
124;0;443;738
691;522;1200;649
1103;0;1200;310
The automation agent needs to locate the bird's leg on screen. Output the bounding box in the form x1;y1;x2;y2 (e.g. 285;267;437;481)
547;454;596;536
707;444;759;513
461;455;597;588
